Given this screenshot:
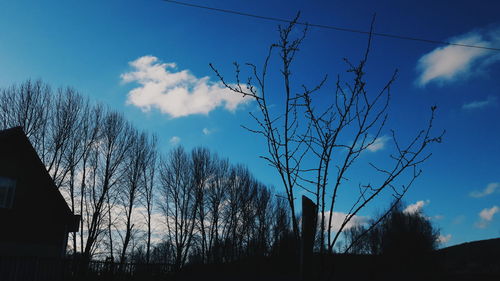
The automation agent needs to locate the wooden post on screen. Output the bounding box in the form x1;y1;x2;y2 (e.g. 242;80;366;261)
300;195;317;281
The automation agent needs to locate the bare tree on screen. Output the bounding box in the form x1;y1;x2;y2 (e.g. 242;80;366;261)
0;80;51;143
271;195;293;256
211;15;310;242
190;147;215;263
118;130;140;263
83;111;134;258
251;182;273;256
142;135;157;264
220;165;243;260
118;130;157;263
158;146;198;270
77;104;103;254
61;97;97;254
211;15;443;260
105;187;120;260
45;87;83;188
205;156;229;263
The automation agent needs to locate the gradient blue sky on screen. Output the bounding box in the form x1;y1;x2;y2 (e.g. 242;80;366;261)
1;0;499;247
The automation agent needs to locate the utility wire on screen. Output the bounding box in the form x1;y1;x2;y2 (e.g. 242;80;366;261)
163;0;500;52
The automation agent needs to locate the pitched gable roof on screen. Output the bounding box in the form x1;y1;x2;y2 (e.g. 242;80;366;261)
0;126;78;230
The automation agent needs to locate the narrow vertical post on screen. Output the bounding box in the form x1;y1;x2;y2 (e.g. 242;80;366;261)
300;195;317;281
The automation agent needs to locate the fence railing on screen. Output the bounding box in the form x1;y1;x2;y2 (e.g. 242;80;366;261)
0;256;173;281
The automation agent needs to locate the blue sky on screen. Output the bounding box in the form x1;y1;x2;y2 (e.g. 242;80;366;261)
1;0;499;247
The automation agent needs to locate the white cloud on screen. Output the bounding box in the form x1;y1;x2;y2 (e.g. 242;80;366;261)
121;55;252;118
452;215;466;225
367;135;390;152
416;27;500;86
202;128;212;135
169;136;181;145
475;205;499;228
479;205;499;221
432;215;444;220
320;211;368;232
403;200;430;215
470;182;499;198
463;96;497;110
437;234;452;244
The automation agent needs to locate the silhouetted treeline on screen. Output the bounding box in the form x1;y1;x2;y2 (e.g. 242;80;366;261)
0;80;292;270
343;201;439;256
153;146;292;270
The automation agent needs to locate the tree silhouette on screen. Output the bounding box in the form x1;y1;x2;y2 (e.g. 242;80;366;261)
379;203;439;256
210;14;444;263
345;201;440;256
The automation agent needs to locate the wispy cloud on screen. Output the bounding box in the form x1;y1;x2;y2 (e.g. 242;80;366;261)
470;182;499;198
452;215;466;225
437;234;452;244
462;96;497;110
367;135;390;152
121;56;252;118
169;136;181;146
432;214;444;220
403;200;430;215
475;205;499;228
320;211;368;232
202;128;212;135
416;27;500;86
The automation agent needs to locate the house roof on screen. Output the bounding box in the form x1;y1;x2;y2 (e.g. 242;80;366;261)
0;126;79;231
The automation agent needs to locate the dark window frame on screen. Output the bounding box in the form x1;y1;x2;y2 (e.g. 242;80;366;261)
0;176;16;209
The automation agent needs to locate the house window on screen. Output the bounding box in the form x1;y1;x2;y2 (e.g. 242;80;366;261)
0;176;16;209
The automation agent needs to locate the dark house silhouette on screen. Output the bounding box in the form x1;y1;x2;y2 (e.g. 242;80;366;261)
0;127;79;258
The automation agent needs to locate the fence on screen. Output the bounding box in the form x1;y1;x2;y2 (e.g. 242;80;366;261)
0;256;173;281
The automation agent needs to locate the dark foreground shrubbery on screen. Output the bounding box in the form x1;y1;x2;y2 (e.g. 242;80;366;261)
175;241;500;281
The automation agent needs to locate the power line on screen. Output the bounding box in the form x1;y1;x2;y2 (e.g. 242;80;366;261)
163;0;500;52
